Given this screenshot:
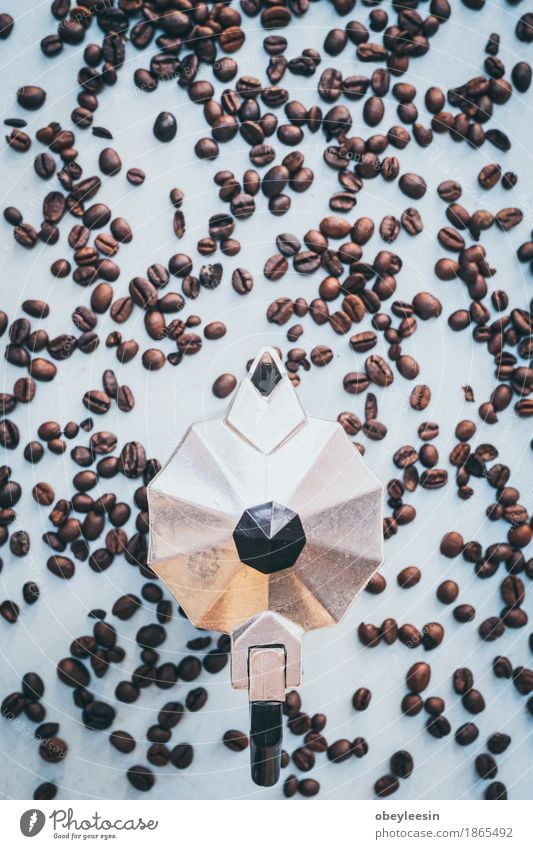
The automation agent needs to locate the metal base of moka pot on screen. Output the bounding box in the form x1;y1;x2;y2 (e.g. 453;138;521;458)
147;348;384;785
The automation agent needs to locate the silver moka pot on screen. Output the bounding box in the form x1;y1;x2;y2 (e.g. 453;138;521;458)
147;348;383;786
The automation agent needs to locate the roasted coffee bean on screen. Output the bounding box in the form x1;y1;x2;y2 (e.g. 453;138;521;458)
212;374;237;399
406;662;431;693
110;730;135;754
390;750;414;779
231;268;253;294
374;775;399;797
98;147;122;177
426;715;451;739
127;168;145;186
223;730;249;752
358;623;381;647
267;297;293;326
512;61;532;93
33;782;57;801
326;739;352;763
153;112;177;143
455;722;479;746
454;604;476;623
47;556;74;579
484;782;507;800
422;622;444;650
398;566;421;588
293;746;315;771
127;765;155;792
352;687;371;711
398;624;422;648
365;355;393;387
22;581;39;604
185;686;207;712
283;775;298;798
297;778;320;798
399;173;427;199
475;752;498;780
39;737;68;764
401;694;423;716
487;733;511;755
57;658;90;688
83;391;110;415
437;580;459;605
32;481;55;506
7;130;31;152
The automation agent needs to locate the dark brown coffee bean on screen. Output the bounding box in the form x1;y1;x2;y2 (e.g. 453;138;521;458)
297;778;320;797
293;746;315;771
398;624;423;648
9;529;30;557
406;662;431;693
283;775;298;798
455;722;479;746
358;623;381;647
169;743;194;770
0;600;20;623
57;657;90;688
394;446;418;469
7;130;32;152
264;254;288;282
127;168;145;186
212;374;237;399
390;750;414;779
98;147;121;176
365;355;393;387
420;469;448;489
409;384;431;410
352;687;371;711
31;481;55;506
110;730;135;754
454;604;476;623
33;781;57;800
326;739;352;763
337;412;362;436
437;580;459;605
153;111;177;143
116;386;135;413
398;566;421;588
223;730;249;752
185;686;207;712
83;390;111;415
475;752;498;781
231;268;253;294
484;782;507;800
127;765;155;792
47;556;74;579
39;737;68;764
512;61;531;93
426;715;451;739
374;775;399;797
422;622;444;650
399;173;427;199
378;618;396;645
487;733;511;755
401;693;423;716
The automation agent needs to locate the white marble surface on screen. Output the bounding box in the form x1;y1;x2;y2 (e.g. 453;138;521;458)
0;0;531;800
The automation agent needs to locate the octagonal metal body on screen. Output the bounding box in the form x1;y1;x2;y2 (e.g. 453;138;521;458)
147;348;384;636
